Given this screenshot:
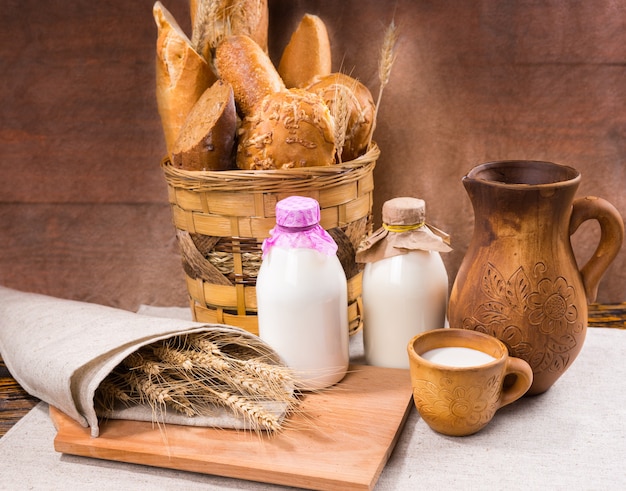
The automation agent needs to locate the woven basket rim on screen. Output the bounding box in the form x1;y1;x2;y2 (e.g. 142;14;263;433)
161;143;379;193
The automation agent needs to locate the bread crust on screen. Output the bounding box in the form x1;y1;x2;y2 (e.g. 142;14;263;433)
278;14;332;88
171;80;237;171
215;35;285;116
237;89;336;170
307;73;375;161
154;1;216;156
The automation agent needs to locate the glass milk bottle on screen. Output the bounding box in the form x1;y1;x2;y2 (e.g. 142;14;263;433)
357;197;451;369
256;196;349;390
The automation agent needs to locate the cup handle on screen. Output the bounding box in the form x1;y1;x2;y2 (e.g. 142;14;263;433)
569;196;624;303
499;356;533;408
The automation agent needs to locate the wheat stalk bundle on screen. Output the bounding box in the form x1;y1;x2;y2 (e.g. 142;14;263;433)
191;0;267;65
95;330;299;433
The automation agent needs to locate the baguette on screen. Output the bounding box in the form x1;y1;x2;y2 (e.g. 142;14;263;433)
236;89;336;170
171;80;237;171
154;1;216;156
307;73;375;161
214;35;285;116
278;14;332;89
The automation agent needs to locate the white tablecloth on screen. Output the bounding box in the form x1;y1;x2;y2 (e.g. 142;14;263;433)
1;311;625;490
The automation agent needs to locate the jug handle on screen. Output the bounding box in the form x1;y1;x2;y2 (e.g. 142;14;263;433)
569;196;624;303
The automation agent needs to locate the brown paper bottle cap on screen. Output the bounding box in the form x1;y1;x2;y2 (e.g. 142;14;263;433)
382;197;426;226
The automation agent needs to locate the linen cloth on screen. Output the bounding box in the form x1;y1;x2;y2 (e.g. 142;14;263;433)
1;320;625;489
0;287;291;438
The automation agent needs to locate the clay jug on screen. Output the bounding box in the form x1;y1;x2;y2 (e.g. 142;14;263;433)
448;160;624;395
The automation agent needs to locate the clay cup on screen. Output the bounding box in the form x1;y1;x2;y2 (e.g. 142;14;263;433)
407;328;533;436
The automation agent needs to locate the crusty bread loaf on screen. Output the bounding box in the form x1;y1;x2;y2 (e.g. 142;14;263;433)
307;73;375;162
278;14;332;88
189;0;269;59
236;89;336;170
154;1;216;156
214;35;285;116
170;80;237;171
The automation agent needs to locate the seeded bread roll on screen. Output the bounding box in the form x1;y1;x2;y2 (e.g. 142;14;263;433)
237;89;336;170
278;14;332;88
154;1;216;156
214;35;285;116
189;0;269;60
171;80;237;171
307;73;375;161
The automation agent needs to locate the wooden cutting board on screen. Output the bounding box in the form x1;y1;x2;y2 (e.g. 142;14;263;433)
50;364;413;491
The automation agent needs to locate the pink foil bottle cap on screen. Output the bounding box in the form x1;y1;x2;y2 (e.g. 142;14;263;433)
262;196;338;257
275;196;320;228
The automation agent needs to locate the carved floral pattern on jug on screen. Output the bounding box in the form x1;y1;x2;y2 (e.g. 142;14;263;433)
460;262;584;376
412;374;500;431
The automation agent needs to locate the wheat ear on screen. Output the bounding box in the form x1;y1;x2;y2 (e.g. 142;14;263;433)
190;0;210;59
367;20;399;150
152;344;194;371
122;350;164;376
208;388;282;433
93;378;132;416
330;84;351;163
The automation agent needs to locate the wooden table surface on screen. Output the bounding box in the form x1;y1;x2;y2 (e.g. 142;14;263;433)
1;303;625;438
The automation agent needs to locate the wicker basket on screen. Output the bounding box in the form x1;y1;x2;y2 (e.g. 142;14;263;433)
161;144;379;336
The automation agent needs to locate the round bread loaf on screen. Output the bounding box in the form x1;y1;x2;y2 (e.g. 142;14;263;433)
214;35;285;116
154;1;216;156
307;73;375;162
171;80;237;171
236;89;336;170
278;13;332;88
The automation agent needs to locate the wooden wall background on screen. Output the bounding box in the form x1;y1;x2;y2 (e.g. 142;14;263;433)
1;0;624;313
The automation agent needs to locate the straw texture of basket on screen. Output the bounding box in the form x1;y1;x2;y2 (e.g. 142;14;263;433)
161;144;379;336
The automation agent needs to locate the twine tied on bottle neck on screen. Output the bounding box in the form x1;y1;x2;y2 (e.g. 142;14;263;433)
382;222;426;234
357;220;452;263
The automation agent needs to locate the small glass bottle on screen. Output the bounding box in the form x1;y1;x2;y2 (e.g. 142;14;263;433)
357;197;451;369
256;196;349;390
